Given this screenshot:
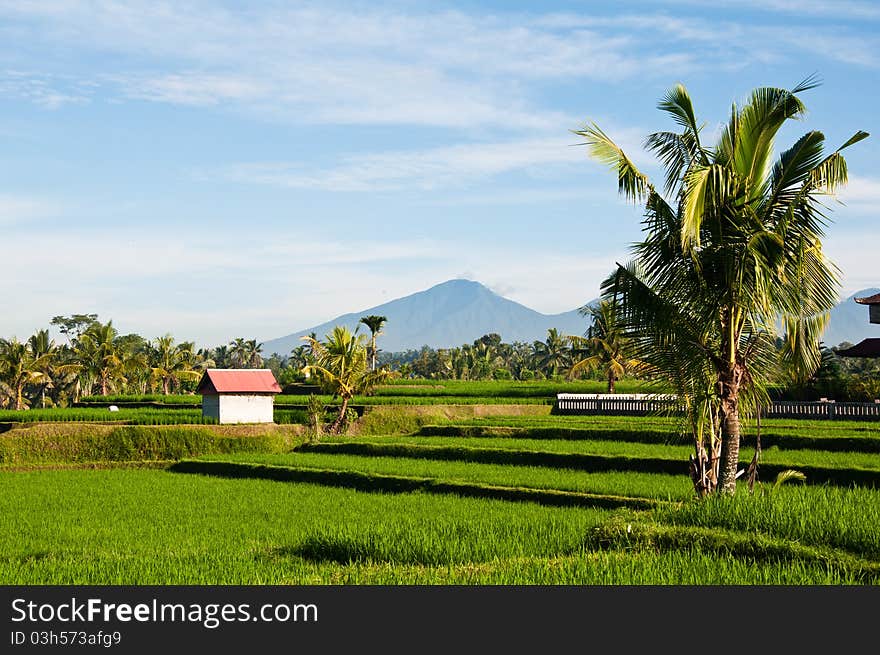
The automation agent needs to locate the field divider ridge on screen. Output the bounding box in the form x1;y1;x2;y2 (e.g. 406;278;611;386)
415;425;880;453
297;442;880;488
168;459;662;510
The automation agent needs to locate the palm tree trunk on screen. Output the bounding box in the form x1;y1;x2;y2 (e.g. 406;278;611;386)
607;370;615;394
329;397;350;434
15;383;24;411
717;371;742;494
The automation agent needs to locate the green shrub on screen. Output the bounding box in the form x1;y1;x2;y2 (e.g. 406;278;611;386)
0;425;299;465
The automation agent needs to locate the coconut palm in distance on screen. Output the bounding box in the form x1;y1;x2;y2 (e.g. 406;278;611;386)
229;338;264;368
533;328;571;379
359;315;387;371
77;321;127;397
149;335;202;395
0;338;51;410
301;326;390;433
575;78;867;495
569;300;639;393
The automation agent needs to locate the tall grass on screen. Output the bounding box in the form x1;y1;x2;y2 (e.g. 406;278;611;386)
0;426;297;465
379;379;657;397
198;452;694;500
0;408;216;424
0;469;870;584
315;436;880;472
0;469;610;583
660;485;880;558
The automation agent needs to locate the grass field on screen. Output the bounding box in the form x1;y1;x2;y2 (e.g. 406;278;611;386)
2;381;878;584
1;469;874;584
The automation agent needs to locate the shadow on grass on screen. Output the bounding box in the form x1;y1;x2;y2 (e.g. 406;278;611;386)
168;460;659;510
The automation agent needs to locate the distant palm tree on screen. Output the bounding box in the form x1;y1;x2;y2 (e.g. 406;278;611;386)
568;300;639;393
77;321;125;396
301;326;389;433
359;315;387;371
150;335;202;395
533;328;571;379
0;338;51;409
229;338;264;368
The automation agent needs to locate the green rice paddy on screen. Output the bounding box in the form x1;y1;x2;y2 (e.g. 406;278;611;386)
2;383;878;584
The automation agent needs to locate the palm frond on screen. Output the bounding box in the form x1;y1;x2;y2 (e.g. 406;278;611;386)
657;83;703;149
773;469;807;489
572;122;652;203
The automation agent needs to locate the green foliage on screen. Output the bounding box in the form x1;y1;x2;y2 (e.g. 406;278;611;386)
2;403;879;584
578;81;868;494
659;485;880;558
306;394;326;443
302;326;391;433
0;425;296;465
0;407;215;424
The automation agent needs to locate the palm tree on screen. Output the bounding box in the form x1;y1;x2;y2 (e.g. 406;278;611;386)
576;79;867;495
301;326;390;433
359;315;387;372
149;335;202;395
0;338;51;410
533;328;571;379
77;321;126;396
229;338;263;368
569;300;639;393
27;329;57;408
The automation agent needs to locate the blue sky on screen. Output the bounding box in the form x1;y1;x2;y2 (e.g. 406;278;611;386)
3;0;878;347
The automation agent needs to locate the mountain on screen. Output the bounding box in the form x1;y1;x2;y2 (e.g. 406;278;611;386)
261;280;879;358
263;279;594;356
823;287;880;348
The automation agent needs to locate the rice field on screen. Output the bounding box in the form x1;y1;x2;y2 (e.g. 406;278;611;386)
0;469;873;585
2;382;878;584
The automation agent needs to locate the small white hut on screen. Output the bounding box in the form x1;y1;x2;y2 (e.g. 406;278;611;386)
196;369;281;424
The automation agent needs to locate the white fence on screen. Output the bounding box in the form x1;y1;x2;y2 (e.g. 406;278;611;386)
555;394;880;421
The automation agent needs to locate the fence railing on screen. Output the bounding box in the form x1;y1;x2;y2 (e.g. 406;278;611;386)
554;394;880;421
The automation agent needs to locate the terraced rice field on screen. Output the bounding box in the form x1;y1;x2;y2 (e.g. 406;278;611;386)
1;388;878;584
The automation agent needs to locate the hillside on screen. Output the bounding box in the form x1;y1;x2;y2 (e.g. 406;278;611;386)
262;280;880;357
263;279;593;355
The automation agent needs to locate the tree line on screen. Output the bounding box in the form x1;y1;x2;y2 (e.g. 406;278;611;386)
0;314;268;409
0;303;642;409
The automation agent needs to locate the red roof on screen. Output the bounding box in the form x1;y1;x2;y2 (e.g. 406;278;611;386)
855;293;880;305
196;369;281;394
836;339;880;358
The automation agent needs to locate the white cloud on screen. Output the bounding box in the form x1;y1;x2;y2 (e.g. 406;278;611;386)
837;175;880;207
218;137;588;191
823;230;880;299
0;70;90;108
214;123;655;192
0;2;837;128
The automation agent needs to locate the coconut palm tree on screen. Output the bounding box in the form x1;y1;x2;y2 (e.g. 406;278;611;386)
569;300;639;393
576;78;867;495
0;338;51;410
77;321;127;396
533;328;571;379
301;326;389;433
359;315;387;372
149;334;202;395
229;338;263;368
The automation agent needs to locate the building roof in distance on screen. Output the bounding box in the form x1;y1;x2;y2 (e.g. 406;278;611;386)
196;369;282;394
836;338;880;358
855;292;880;305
